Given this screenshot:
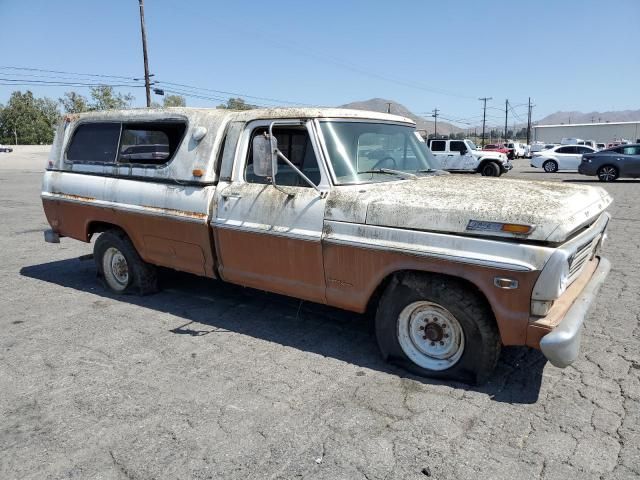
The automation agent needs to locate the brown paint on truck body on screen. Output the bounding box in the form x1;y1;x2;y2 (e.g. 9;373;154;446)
42;198;215;277
322;241;541;346
214;227;326;304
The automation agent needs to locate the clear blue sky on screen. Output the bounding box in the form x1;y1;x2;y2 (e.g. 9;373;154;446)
1;0;638;127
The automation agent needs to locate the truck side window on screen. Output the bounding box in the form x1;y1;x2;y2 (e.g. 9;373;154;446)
450;141;466;153
430;140;446;152
66;123;121;163
245;127;321;187
118;122;186;165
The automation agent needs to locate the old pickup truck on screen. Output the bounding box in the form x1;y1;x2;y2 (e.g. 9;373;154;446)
42;107;612;384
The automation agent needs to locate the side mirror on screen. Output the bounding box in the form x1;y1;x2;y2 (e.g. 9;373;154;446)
252;134;277;177
460;149;467;155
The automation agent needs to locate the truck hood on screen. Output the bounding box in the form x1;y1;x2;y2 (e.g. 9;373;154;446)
325;175;612;243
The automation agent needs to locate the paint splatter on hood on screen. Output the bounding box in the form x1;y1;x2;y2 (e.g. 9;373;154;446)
326;175;612;242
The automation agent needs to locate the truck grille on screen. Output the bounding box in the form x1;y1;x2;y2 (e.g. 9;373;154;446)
568;235;600;282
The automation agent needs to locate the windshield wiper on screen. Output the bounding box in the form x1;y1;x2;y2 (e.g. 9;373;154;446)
357;168;417;179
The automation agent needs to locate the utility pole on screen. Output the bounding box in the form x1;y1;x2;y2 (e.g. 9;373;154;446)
386;102;392;113
138;0;152;107
479;97;492;147
504;99;509;141
432;108;439;139
526;97;533;145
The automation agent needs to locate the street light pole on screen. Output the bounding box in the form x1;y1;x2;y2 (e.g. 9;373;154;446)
138;0;151;107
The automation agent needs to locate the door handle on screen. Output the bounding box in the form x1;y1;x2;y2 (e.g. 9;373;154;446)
222;192;242;200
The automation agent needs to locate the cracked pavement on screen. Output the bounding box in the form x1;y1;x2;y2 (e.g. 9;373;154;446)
1;146;639;479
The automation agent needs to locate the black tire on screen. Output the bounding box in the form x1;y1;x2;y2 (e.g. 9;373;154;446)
597;165;618;182
375;272;501;385
94;229;157;295
543;160;558;173
480;162;501;177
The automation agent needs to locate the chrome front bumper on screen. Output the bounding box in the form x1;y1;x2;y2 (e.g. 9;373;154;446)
539;257;611;368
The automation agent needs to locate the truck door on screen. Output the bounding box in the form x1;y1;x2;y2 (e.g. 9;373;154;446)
429;140;448;169
449;140;471;170
212;120;329;304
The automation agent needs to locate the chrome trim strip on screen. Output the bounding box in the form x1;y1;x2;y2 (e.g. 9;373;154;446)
323;221;547;272
212;220;321;241
41;192;208;224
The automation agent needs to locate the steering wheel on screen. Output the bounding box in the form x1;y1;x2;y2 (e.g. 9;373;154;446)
371;156;397;169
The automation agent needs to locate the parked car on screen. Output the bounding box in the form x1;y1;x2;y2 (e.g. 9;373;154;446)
530;144;597;172
0;144;13;153
426;138;511;176
42;107;612;384
561;137;584;145
504;142;527;158
579;143;640;181
530;142;556;154
596;143;607;151
483;144;514;159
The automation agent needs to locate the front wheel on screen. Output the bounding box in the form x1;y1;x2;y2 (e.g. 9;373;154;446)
597;165;618;182
543;160;558;173
375;273;501;385
480;162;501;177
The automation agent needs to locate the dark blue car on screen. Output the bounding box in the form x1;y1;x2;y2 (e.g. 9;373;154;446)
579;144;640;181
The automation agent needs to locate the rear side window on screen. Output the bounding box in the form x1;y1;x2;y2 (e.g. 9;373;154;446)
430;140;446;152
66;121;186;165
66;123;120;163
622;146;640;155
556;146;576;154
119;122;186;165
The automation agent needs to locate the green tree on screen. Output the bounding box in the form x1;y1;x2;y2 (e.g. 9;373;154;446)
216;97;254;110
0;90;60;144
59;91;89;114
163;95;186;107
89;86;134;111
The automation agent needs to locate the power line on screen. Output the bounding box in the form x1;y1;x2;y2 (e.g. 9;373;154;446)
156;80;310;106
0;78;145;88
0;65;137;81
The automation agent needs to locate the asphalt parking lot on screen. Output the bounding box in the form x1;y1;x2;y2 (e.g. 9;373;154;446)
1;146;639;480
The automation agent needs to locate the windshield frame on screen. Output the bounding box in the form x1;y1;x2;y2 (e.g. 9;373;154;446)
314;118;436;186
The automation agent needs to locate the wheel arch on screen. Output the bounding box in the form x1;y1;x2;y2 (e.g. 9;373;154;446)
476;158;500;172
366;269;496;325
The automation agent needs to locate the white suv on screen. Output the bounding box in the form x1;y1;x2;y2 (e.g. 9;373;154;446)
427;138;512;176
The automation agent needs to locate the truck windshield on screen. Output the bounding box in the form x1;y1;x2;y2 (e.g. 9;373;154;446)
319;121;437;184
467;140;478;150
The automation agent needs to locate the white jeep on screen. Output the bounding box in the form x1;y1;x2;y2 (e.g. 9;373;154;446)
427;138;511;176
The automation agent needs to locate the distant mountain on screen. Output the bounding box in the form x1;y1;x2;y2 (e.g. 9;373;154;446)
536;109;640;125
339;98;464;135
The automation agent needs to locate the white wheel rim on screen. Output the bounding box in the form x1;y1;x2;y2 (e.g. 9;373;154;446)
397;301;465;371
103;247;129;291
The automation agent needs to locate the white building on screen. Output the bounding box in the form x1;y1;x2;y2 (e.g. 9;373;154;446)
533;121;640;144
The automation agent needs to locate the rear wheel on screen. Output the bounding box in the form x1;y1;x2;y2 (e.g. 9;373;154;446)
597;165;618;182
375;273;501;385
480;162;501;177
543;160;558;173
94;229;157;295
